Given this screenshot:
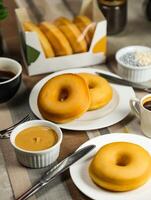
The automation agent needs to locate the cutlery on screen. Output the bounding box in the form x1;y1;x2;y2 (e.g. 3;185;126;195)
0;115;30;139
16;144;95;200
96;72;151;93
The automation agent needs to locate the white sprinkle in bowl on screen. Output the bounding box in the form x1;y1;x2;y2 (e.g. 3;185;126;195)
10;120;63;168
115;46;151;83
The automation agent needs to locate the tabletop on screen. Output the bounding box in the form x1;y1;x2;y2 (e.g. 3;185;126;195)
0;0;150;199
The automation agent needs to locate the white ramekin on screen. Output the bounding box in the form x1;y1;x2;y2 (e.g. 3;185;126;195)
115;46;151;83
10;120;63;168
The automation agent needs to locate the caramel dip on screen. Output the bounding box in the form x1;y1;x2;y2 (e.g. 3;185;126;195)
15;126;58;151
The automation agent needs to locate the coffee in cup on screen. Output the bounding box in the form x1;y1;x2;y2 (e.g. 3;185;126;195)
130;94;151;138
143;97;151;111
0;57;22;103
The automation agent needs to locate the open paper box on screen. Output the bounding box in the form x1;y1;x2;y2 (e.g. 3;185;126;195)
15;0;107;76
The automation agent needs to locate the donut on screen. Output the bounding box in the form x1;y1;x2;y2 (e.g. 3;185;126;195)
78;73;113;110
39;22;72;56
89;142;151;191
38;73;90;123
23;21;54;58
73;15;95;46
54;17;87;53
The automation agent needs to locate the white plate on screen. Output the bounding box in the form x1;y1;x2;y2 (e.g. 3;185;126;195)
29;68;135;130
70;133;151;200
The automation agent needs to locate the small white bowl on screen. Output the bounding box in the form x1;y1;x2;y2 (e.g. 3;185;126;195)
116;46;151;82
10;120;63;168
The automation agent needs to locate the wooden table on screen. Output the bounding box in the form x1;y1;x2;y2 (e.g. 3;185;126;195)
0;0;150;199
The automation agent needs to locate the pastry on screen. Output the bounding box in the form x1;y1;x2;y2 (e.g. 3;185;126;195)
23;21;55;58
54;17;87;53
39;22;72;56
73;15;95;46
79;73;112;110
89;142;151;191
38;73;90;123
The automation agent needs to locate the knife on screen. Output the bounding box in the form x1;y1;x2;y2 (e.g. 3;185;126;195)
96;72;151;93
16;145;95;200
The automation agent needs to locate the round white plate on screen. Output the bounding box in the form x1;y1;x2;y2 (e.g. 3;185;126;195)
70;133;151;200
29;68;135;130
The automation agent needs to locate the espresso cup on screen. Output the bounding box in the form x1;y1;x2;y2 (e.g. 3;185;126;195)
0;57;22;103
130;94;151;138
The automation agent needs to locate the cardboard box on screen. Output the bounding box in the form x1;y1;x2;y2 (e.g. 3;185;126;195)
15;0;107;76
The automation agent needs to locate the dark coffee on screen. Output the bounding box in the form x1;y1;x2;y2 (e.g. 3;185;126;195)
143;101;151;111
0;70;15;82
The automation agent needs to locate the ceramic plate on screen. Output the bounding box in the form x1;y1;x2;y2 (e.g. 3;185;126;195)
70;133;151;200
29;68;135;130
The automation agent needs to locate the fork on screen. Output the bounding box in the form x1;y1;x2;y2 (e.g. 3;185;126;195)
0;115;30;139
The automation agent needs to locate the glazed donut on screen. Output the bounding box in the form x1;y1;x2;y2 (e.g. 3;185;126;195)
39;22;72;56
38;73;90;123
23;21;54;58
54;17;87;53
78;73;113;110
73;15;95;46
89;142;151;191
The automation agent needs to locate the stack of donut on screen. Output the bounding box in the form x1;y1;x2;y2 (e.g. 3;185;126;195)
38;73;113;123
23;16;96;58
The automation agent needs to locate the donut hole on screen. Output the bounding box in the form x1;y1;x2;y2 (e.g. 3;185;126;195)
116;154;131;166
88;82;96;89
58;88;69;102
